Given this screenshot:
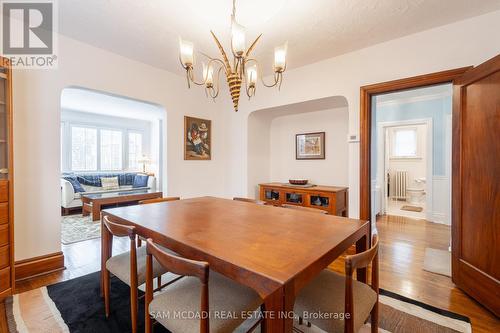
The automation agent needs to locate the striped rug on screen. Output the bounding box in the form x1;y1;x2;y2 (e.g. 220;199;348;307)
5;272;471;333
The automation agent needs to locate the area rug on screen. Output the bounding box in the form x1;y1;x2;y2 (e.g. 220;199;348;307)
61;215;101;245
5;272;471;333
401;205;423;212
423;248;452;277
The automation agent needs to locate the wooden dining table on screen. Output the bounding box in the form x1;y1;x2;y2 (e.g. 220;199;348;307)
101;196;370;333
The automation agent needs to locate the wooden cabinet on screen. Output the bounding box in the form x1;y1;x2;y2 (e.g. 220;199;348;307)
0;57;14;299
259;183;348;216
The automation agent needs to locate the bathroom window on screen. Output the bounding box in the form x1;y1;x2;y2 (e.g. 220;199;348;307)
391;128;418;158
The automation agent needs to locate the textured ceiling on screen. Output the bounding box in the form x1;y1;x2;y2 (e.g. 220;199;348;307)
59;0;500;75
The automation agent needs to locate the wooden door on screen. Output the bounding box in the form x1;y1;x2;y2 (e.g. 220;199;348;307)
452;54;500;316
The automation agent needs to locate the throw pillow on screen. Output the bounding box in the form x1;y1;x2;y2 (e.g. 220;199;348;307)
63;177;85;193
101;177;120;190
133;174;149;188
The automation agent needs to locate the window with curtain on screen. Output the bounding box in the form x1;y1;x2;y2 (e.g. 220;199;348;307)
392;128;417;158
128;132;143;171
71;126;97;171
100;129;123;170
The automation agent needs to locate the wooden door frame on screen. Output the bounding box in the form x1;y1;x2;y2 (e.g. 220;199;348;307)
359;67;472;229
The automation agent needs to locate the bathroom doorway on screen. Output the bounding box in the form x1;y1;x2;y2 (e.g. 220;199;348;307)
378;120;431;220
371;84;452;225
370;83;453;281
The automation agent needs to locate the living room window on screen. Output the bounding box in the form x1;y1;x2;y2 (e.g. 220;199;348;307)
128;131;143;171
100;129;123;171
64;123;146;172
71;126;98;171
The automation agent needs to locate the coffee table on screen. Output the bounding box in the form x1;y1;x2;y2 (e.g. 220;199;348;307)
81;189;162;221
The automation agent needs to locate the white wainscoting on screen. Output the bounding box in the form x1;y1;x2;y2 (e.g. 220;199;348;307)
430;176;450;225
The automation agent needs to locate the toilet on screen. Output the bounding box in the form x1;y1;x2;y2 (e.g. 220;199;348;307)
407;188;425;204
407;178;426;204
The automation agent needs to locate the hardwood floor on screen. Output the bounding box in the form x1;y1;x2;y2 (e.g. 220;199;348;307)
1;215;498;332
330;215;499;332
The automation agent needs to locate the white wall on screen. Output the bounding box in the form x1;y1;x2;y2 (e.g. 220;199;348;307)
13;34;232;261
269;108;348;186
246;97;348;198
229;10;500;228
12;10;500;260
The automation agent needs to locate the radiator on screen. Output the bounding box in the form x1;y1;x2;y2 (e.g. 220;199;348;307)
393;170;408;200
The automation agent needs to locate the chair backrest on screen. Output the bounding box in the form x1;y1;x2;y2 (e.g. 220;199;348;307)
102;216;139;290
103;215;136;239
344;234;379;333
145;239;210;333
139;197;181;205
281;204;328;214
233;197;266;205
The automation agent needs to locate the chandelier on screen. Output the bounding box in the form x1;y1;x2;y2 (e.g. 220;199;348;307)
179;0;288;112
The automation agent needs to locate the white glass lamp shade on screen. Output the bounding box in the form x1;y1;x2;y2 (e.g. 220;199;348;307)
247;65;258;86
203;62;214;86
231;17;246;57
179;37;194;67
274;42;288;72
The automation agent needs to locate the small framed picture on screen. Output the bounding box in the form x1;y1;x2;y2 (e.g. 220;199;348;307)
296;132;325;160
184;116;211;160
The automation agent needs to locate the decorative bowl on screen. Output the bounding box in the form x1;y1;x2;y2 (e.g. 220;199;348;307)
289;179;308;185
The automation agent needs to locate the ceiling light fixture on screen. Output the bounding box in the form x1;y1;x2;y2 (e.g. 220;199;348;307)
179;0;288;112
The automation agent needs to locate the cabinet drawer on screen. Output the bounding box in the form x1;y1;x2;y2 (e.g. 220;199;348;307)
0;267;10;292
0;203;8;225
0;224;8;247
0;245;9;269
0;181;7;202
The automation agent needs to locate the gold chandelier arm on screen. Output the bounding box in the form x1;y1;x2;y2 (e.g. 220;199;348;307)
244;58;282;88
200;53;230;76
187;67;206;86
261;72;281;88
245;34;262;58
210;31;232;73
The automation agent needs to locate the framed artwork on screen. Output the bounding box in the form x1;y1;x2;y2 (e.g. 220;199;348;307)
296;132;325;160
184;116;211;160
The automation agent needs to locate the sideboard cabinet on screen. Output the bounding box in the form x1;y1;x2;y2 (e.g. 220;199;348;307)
259;183;348;216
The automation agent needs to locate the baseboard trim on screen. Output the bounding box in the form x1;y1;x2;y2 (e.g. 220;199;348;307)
15;251;65;281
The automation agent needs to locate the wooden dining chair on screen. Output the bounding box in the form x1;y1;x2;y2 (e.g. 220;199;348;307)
233;197;267;205
294;235;379;333
144;238;263;333
102;216;174;333
139;196;181;205
281;204;328;214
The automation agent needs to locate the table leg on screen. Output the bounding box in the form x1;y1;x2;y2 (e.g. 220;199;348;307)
263;285;295;333
93;203;101;221
263;288;284;332
356;231;369;283
82;199;90;217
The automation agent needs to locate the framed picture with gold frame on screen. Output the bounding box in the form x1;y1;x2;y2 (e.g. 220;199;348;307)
184;116;211;160
296;132;325;160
